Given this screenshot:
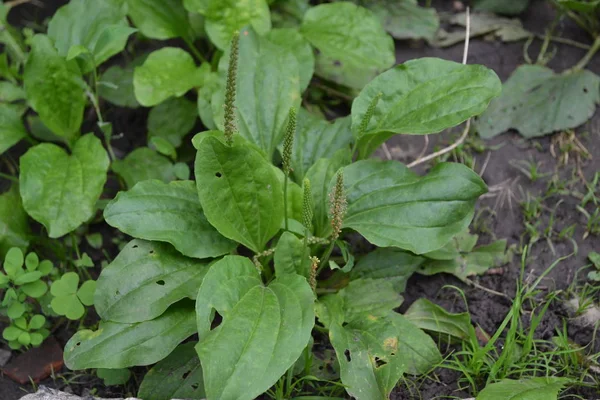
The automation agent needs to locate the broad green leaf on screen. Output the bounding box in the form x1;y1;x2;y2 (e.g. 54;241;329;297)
148;97;198;147
23;35;86;143
305;149;352;238
95;239;209;323
274;231;310;279
476;377;571;400
476;65;600;139
317;279;402;329
19;134;109;238
64;302;196;369
197;72;220;130
265;28;314;92
127;0;192;40
291;110;352;182
419;238;511;280
351;58;501;159
133;47;204;107
112;147;176;189
98;62;141;108
195;256;315;400
194;136;284;252
350;248;424;292
97;368;131;386
0;81;25;102
270;0;310;28
557;0;600;13
104;181;235;259
329;311;440;400
48;0;135;70
359;0;440;40
27;115;64;144
404;298;474;342
340;160;487;254
0;104;26;155
203;0;271;50
212;28;301;157
300;2;394;89
473;0;530;15
138;342;205;400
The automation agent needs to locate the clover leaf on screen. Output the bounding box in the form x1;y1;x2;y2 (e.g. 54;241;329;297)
2;314;49;349
0;248;52;301
50;272;96;320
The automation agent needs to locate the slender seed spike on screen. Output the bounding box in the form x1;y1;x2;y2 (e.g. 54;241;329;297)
302;178;313;231
223;32;240;146
309;256;319;292
329;172;347;241
357;92;382;137
282;107;296;176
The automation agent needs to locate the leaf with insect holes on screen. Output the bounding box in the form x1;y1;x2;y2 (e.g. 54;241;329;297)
351;58;501;159
338;160;487;254
290;110;353;182
112;147;176;189
195;256;315;400
476;65;600;139
405;298;474;342
211;27;301;158
50;272;96;320
148;97;198;148
194;136;284;252
23;35;86;143
330;311;441;400
476;377;571;400
0;185;30;259
350;248;424;292
138;342;205;400
95;239;209;323
19;134;109;238
359;0;439;40
127;0;192;40
133;48;208;107
64;302;196;369
48;0;136;71
104;181;235;259
0;104;27;155
301;2;395;89
201;0;271;50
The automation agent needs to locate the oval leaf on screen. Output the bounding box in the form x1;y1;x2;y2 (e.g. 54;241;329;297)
104;180;235;259
95;239;209;323
195;256;315;400
0;104;27;155
23;34;86;142
127;0;191;40
111;147;176;189
477;377;571;400
138;342;205;400
133;47;202;107
300;2;395;89
64;302;196;370
351;58;501;158
339;160;487;254
19;134;110;238
194;136;284;253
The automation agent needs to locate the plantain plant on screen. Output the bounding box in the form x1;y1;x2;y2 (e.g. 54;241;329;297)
59;24;502;399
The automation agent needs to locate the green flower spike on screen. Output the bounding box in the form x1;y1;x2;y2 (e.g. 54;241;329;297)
50;272;96;320
329;171;347;242
302;178;313;232
224;32;240;146
282;107;296;177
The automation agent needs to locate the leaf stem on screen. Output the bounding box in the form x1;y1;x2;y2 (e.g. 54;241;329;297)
568;35;600;72
0;172;18;182
317;240;335;274
283;176;289;230
183;37;207;63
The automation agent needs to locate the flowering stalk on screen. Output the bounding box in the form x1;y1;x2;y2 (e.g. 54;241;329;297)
223;32;240;146
319;171;346;271
351;92;382;159
282;107;296;230
309;256;319;292
301;178;313;269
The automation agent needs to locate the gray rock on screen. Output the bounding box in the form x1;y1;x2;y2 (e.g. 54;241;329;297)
0;348;11;367
19;386;140;400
